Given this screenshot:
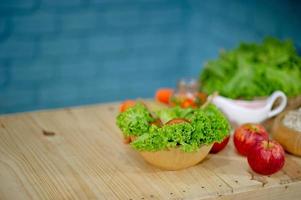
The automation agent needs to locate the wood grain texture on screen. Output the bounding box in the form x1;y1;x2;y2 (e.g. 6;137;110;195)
0;101;301;200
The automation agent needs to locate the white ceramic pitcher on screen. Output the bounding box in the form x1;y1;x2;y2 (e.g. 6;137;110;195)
211;91;287;125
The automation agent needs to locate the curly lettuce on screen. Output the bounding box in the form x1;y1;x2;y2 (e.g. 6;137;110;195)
131;122;195;152
116;103;155;137
200;37;301;99
155;106;194;124
118;103;230;152
183;104;230;147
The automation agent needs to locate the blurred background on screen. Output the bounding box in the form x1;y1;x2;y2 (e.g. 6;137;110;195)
0;0;301;114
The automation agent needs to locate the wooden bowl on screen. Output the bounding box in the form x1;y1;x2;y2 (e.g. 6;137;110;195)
139;144;213;170
271;111;301;156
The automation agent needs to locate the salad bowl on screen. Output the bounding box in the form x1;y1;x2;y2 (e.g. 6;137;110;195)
139;144;213;170
116;102;230;170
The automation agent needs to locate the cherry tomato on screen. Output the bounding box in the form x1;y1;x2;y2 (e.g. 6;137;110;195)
181;98;197;108
119;100;136;112
155;88;174;104
166;118;190;125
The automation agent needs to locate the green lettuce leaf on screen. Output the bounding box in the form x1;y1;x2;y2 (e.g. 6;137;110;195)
116;103;154;137
127;104;230;152
155;106;194;124
200;37;301;99
131;122;195;152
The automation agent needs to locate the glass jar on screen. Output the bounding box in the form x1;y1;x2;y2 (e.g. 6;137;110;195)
170;78;206;108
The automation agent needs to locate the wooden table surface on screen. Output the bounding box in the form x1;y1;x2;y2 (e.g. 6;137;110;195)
1;101;301;200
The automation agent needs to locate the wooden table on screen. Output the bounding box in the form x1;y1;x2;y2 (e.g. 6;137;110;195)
1;102;301;200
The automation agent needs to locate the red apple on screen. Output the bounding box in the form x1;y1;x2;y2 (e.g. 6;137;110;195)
210;136;230;153
233;123;269;156
247;139;285;175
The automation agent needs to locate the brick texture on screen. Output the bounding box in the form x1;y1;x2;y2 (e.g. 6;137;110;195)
0;0;301;114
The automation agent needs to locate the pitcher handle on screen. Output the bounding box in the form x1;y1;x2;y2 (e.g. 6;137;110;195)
267;91;287;118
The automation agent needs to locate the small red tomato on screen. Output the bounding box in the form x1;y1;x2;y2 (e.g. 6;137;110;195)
165;118;190;125
123;135;137;144
233;123;269;156
210;136;230;153
181;98;197;108
247;139;285;175
155;88;174;104
123;136;131;144
119;100;136;112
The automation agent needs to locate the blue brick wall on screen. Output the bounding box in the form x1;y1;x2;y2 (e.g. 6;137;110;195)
0;0;301;114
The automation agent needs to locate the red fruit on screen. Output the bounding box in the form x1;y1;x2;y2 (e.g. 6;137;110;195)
123;136;131;144
247;139;285;175
123;136;137;144
155;88;174;104
165;118;190;125
119;100;136;112
233;123;269;156
210;136;230;153
181;98;197;108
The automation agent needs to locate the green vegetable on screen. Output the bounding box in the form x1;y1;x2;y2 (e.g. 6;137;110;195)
200;104;230;144
131;122;195;152
116;103;154;137
117;103;230;152
200;37;301;99
155;106;194;124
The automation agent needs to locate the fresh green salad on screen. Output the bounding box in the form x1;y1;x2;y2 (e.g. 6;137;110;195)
116;103;155;137
116;103;230;152
200;37;301;99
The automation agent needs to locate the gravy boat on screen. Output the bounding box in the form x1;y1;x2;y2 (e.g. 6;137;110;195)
211;91;287;125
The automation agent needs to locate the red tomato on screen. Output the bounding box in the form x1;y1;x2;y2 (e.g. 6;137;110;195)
155;88;174;104
119;100;136;112
165;118;190;125
181;98;197;108
210;136;230;153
